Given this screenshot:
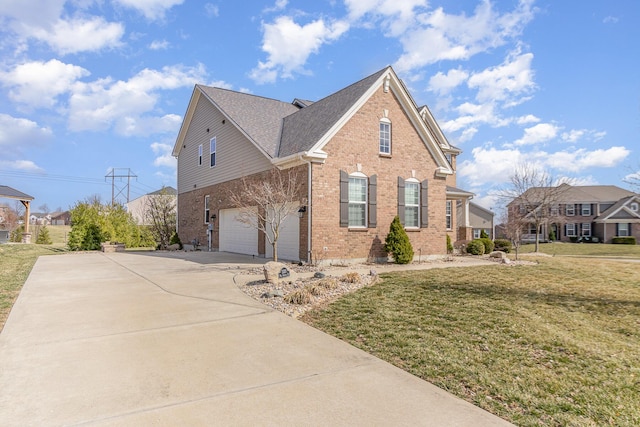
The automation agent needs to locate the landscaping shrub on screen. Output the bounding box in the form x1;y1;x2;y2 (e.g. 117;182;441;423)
384;216;414;264
466;239;485;255
446;234;453;254
493;239;512;253
35;226;52;245
170;231;183;249
283;287;315;304
454;240;470;254
479;237;494;253
612;236;637;245
342;272;361;284
480;229;489;239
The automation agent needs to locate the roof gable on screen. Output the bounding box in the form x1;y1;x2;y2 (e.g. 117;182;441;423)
596;195;640;222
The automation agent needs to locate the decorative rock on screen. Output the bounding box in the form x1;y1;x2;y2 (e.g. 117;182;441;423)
501;257;511;265
489;251;507;259
261;289;284;298
168;243;181;251
314;272;326;279
369;269;378;277
264;261;286;284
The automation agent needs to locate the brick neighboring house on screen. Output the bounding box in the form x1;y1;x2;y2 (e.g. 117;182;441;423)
509;184;640;243
172;66;474;263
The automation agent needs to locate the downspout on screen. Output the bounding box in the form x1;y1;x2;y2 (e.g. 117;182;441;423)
302;156;312;264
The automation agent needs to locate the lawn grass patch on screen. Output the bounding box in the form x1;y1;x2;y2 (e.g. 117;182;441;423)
302;257;640;426
0;244;67;331
519;242;640;257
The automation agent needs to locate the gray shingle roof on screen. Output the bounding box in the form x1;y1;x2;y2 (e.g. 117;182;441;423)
278;67;389;158
197;86;300;158
0;185;34;200
148;186;177;196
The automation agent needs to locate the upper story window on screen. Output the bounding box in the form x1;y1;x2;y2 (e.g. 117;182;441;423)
348;173;367;228
405;180;420;228
581;204;591;216
198;144;203;166
566;204;575;216
445;153;453;165
379;119;391;155
630;202;639;212
204;195;210;224
210;137;217;167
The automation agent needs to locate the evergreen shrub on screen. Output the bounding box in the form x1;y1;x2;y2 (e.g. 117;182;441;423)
467;239;485;255
384;216;414;264
612;236;636;245
493;239;512;253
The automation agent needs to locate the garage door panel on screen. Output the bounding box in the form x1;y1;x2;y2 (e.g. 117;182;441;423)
265;204;300;261
219;208;258;256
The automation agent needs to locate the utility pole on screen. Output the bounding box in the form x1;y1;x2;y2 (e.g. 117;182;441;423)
105;168;137;205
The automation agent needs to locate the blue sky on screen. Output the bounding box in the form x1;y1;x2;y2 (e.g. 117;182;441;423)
0;0;638;213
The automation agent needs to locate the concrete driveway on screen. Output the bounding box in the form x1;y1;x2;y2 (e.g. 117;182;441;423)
0;251;512;426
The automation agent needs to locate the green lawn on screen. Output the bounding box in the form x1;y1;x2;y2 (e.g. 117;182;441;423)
302;256;640;426
519;241;640;257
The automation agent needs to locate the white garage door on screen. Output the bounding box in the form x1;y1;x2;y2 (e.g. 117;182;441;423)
219;208;258;256
265;204;300;261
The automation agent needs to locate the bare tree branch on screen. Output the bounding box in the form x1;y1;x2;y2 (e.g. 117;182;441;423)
144;187;177;249
228;168;305;262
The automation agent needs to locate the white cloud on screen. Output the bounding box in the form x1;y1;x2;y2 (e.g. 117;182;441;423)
0;0;66;28
0;159;45;172
394;0;536;72
427;67;469;95
513;123;559;146
561;129;585;143
467;51;535;104
458;145;526;187
28;17;124;54
205;3;219;17
0;114;52;150
151;142;176;168
441;102;509;133
516;114;540;125
113;0;185;20
546;146;630;172
68;64;207;135
345;0;427;36
263;0;288;14
149;39;170;50
603;16;619;24
250;16;349;83
0;59;90;108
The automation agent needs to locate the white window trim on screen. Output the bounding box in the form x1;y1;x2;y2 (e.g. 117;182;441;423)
630;202;639;212
198;144;203;166
566;223;576;237
348;172;368;228
581;204;591;216
618;223;629;237
404;178;420;229
204;195;210;224
581;223;591;236
473;229;481;239
379;118;391;155
446;200;452;230
566;204;575;216
210;137;217;168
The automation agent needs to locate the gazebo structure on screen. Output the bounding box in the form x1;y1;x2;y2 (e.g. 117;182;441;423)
0;185;34;243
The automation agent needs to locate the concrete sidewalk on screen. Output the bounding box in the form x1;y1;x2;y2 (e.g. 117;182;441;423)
0;251;512;426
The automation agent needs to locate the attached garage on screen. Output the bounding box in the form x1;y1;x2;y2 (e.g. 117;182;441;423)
219;208;258;256
265;205;300;261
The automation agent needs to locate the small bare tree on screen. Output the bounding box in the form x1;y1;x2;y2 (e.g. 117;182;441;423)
144;187;177;250
229;168;305;262
498;164;570;252
498;210;525;260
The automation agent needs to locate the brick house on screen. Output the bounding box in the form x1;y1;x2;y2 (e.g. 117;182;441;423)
508;184;640;243
172;66;473;263
459;201;494;239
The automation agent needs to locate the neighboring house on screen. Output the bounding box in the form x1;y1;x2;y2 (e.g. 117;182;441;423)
509;184;640;243
126;187;177;225
50;211;71;225
172;66;474;263
458;201;494;239
29;213;51;225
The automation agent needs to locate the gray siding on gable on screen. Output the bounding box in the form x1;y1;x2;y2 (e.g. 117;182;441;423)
177;96;273;194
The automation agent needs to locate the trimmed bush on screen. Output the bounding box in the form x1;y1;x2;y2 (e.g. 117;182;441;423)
479;237;494;253
480;229;489;239
493;239;512;253
384;216;414;264
446;234;453;254
612;236;637;245
170;231;183;249
467;239;485;255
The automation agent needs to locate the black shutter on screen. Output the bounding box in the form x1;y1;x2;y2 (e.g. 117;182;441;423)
420;179;429;228
368;175;377;228
397;177;405;225
340;170;349;227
